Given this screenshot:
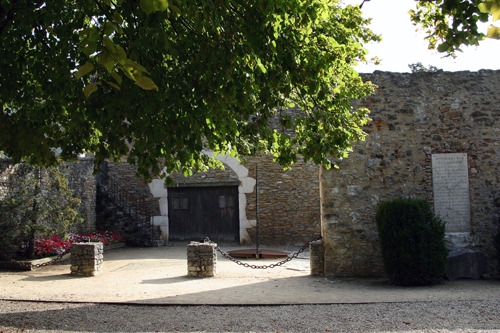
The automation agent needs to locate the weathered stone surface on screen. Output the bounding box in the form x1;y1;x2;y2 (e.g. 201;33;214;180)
445;248;488;281
96;161;163;246
322;70;500;277
102;153;321;246
187;242;217;277
431;153;470;232
70;242;104;276
310;240;325;276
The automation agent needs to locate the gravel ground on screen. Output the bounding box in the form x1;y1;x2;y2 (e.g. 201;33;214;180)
1;299;499;333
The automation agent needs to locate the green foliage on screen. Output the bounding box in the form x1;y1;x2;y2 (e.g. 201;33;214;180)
408;62;440;73
375;198;448;286
409;0;500;57
0;164;83;257
0;0;380;181
494;228;500;275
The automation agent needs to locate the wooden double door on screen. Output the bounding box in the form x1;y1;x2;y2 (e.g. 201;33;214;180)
168;186;239;242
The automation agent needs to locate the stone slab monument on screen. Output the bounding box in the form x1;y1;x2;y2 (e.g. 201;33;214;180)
432;153;485;279
431;153;470;232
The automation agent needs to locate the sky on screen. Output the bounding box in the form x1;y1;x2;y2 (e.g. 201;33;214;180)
343;0;500;73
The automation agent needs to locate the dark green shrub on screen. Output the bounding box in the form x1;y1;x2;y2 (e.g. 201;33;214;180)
376;198;448;286
0;164;83;258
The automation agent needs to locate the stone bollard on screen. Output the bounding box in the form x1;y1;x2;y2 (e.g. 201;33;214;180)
70;242;104;276
187;241;217;277
309;240;325;276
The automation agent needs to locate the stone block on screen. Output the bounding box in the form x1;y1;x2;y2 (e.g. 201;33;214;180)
445;248;488;281
187;241;217;277
70;242;104;277
310;240;325;276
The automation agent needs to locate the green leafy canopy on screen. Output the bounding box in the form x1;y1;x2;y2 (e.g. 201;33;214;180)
0;0;380;180
409;0;500;57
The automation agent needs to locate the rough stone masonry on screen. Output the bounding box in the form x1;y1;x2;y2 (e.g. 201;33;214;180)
321;70;500;277
70;242;104;276
187;242;217;277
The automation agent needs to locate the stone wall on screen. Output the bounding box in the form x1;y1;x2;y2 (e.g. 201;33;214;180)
100;161;161;215
241;155;321;246
103;153;321;246
0;158;96;231
95;161;163;245
66;157;96;231
168;153;321;245
0;159;16;199
321;70;500;277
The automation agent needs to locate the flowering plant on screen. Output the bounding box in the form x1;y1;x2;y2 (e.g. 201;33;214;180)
18;231;123;258
70;230;123;246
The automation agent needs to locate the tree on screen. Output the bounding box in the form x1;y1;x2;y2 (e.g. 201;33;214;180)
0;164;83;258
0;0;380;181
408;62;440;73
410;0;500;56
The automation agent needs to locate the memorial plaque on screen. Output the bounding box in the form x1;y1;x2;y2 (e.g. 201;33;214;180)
432;153;470;232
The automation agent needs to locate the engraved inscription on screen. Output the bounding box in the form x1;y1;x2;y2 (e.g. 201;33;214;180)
432;153;470;232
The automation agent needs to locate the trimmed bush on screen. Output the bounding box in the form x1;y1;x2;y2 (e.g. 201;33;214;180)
376;198;448;286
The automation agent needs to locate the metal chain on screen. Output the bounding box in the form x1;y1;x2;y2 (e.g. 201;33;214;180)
0;249;69;270
204;236;323;269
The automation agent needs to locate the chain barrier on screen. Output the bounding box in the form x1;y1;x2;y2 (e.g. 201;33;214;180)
0;249;70;270
203;235;323;269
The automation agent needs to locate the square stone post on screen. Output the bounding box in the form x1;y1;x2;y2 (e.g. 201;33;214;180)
70;242;104;276
187;241;217;277
310;240;325;276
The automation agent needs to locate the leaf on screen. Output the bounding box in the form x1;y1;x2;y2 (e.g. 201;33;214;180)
87;28;101;42
257;62;267;73
103;22;115;36
111;72;122;85
478;0;500;21
112;22;124;35
125;59;149;74
140;0;169;15
169;4;181;15
140;0;155;14
83;82;100;98
114;45;127;64
1;0;12;11
75;61;94;79
98;50;114;72
105;81;121;91
153;0;169;12
102;37;116;53
486;24;500;38
113;12;124;25
81;42;97;56
437;42;449;52
134;75;159;90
